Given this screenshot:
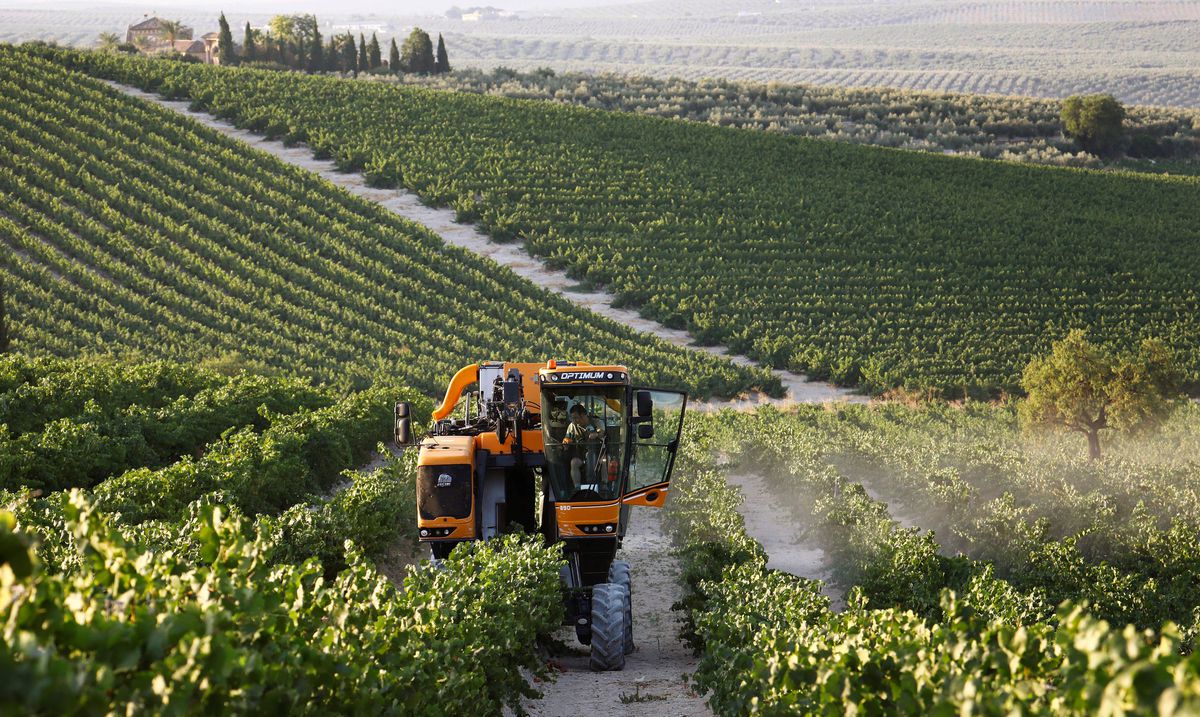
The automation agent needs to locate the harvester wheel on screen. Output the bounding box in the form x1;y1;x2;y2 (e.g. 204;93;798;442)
589;583;628;671
608;561;635;654
430;542;456;560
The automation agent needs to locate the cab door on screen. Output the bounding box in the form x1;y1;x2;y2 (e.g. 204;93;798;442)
622;388;687;508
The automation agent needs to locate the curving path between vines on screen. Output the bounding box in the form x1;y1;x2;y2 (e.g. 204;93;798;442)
726;470;846;610
104;80;865;411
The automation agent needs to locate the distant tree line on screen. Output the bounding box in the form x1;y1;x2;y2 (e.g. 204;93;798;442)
215;13;449;76
381;66;1199;167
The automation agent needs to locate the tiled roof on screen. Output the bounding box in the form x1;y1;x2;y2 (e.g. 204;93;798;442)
128;17;164;31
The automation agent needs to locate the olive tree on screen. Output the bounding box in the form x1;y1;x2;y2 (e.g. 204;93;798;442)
1061;94;1126;157
1021;330;1181;459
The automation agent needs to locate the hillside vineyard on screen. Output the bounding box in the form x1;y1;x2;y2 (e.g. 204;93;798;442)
51;46;1200;397
0;47;771;400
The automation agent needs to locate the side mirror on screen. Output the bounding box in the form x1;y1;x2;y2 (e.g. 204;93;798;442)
636;390;652;418
637;423;654;440
394;401;413;446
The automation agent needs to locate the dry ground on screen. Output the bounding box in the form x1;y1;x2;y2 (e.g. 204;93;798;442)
522;508;708;717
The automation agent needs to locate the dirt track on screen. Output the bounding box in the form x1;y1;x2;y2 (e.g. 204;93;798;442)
522;508;709;717
726;471;845;610
104;80;864;411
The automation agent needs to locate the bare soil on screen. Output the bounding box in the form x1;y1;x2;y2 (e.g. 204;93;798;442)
726;470;845;610
522;508;709;717
860;480;922;530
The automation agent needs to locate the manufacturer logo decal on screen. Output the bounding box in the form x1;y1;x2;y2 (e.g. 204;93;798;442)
557;371;622;381
436;473;453;488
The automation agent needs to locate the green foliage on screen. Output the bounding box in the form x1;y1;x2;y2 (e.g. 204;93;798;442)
1062;94;1127;156
0;355;223;437
307;27;322;73
1;367;330;492
265;448;416;574
0;46;770;400
1;362;428;579
46;46;1200;396
267;14;317;48
91;383;406;524
95;32;120;53
0;494;564;715
1022;330;1183;459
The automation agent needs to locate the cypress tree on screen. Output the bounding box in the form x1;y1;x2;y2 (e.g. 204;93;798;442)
367;33;381;70
434;32;449;74
217;13;236;65
309;27;323;72
358;33;368;73
389;38;401;74
243;22;256;62
342;33;357;75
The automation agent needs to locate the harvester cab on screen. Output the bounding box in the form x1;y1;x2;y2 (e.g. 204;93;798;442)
393;360;687;670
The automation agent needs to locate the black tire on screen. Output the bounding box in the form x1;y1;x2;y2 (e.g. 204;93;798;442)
430;541;457;560
589;583;627;671
608;560;635;654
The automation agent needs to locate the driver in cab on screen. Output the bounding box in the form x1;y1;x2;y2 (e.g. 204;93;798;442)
563;403;602;485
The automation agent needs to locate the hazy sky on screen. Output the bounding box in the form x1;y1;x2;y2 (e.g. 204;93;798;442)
1;0;621;14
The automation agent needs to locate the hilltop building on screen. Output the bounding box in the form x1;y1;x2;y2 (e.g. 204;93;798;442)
125;16;193;46
123;16;223;63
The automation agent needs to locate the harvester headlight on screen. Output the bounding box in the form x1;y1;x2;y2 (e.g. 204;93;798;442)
420;529;429;537
580;523;617;534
